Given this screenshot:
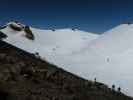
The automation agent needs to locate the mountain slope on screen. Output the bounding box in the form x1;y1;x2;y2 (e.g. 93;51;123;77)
0;21;99;57
0;40;132;100
55;23;133;96
1;21;133;97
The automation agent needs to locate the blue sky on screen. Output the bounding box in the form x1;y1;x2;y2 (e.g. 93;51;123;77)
0;0;133;33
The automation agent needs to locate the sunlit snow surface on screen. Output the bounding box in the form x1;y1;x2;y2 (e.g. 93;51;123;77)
1;22;133;96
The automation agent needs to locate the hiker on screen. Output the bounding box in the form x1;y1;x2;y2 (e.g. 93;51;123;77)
107;58;110;62
117;87;121;93
94;77;97;83
112;84;115;91
35;52;40;58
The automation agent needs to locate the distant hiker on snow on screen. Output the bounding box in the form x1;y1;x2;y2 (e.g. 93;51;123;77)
117;87;121;93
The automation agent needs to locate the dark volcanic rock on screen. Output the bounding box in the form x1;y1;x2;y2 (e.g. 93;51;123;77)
0;40;132;100
0;31;7;40
9;24;22;31
24;26;35;40
0;25;7;30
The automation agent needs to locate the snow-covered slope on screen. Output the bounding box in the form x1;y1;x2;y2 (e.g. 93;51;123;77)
50;23;133;96
0;21;99;57
1;21;133;96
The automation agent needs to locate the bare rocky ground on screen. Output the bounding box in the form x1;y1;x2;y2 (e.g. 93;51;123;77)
0;40;132;100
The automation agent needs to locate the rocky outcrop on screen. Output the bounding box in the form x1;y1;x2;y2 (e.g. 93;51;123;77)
9;23;22;31
24;26;35;40
0;25;7;30
0;31;7;40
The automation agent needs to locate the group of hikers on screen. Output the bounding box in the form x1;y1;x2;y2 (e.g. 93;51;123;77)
94;78;121;94
112;84;121;93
